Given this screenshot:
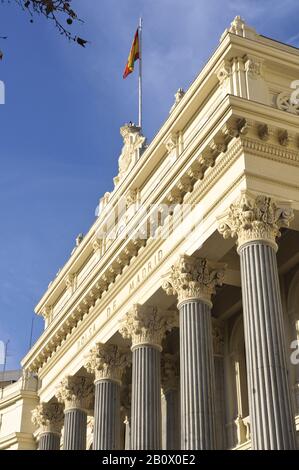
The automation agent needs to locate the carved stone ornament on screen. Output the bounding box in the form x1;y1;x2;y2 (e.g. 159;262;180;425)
41;305;53;320
161;353;179;393
64;273;75;289
245;58;264;79
227;16;256;39
92;237;102;253
276;92;299;115
56;375;94;411
162;255;225;307
164;133;177;153
84;343;130;383
114;123;147;186
126;188;139;208
169;88;185;113
218;192;294;252
229;15;244;36
257;124;270;141
31;402;64;434
217;62;231;85
119;304;178;350
87;416;94;434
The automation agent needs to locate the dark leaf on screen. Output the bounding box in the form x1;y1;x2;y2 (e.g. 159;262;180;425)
76;37;87;47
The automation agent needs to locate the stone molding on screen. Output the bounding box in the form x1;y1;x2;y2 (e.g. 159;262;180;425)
119;304;178;350
84;343;130;383
56;375;94;412
218;192;294;252
28;116;299;373
162;255;224;307
31;402;64;435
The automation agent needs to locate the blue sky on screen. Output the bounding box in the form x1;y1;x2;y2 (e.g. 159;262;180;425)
0;0;299;370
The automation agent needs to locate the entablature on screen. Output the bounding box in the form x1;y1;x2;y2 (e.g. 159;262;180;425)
24;94;299;376
35;19;299;324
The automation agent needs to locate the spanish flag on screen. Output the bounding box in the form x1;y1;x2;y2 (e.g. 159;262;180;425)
123;29;140;79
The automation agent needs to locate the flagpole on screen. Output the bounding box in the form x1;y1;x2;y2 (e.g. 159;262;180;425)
138;17;143;129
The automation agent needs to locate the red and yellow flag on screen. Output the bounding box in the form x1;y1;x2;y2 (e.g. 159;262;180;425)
123;29;140;79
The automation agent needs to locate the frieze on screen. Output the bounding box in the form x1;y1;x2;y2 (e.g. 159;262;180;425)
129;250;163;293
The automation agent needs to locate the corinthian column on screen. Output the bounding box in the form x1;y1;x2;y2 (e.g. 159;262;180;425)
84;343;130;450
163;255;224;449
120;305;177;450
161;353;180;450
32;402;64;450
218;192;296;449
56;375;93;450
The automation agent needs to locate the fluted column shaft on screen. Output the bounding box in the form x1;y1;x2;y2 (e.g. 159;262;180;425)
240;241;296;449
63;408;87;450
56;375;93;451
162;255;224;450
179;299;216;449
131;345;161;449
93;380;120;450
84;343;130;451
39;432;60;450
120;304;177;450
214;355;226;449
163;388;180;450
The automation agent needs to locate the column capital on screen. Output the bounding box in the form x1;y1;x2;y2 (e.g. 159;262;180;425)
31;402;64;435
218;192;293;252
84;343;130;384
161;353;179;393
162;255;224;307
56;375;94;412
119;304;178;350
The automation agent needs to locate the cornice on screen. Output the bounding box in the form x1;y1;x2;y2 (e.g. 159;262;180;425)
33;29;254;315
0;432;36;450
22;115;238;372
34;34;299;317
0;389;38;410
35;20;299;315
34;36;232;314
241;136;299;166
224;32;299;67
26;16;299;372
23;104;299;374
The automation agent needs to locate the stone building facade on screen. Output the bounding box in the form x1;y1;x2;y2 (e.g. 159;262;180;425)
1;16;299;450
